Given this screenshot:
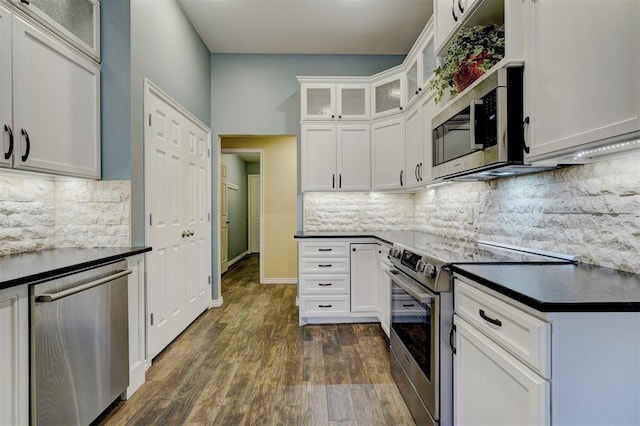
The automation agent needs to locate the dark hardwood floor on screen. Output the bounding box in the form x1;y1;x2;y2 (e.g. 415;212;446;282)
100;255;415;425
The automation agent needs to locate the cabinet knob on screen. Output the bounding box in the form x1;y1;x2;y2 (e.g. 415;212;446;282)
399;106;403;111
415;90;419;95
338;115;342;119
331;115;335;118
418;87;422;92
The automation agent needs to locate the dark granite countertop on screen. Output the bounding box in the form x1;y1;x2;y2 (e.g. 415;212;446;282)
294;230;417;246
450;263;640;312
0;246;152;290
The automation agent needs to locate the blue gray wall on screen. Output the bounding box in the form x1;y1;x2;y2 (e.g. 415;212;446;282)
101;0;131;180
210;54;404;135
222;154;249;260
247;162;260;175
130;0;212;246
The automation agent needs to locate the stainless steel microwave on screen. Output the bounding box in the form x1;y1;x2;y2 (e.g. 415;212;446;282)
431;66;552;181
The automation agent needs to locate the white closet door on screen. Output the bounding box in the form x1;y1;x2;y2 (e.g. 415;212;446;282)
184;122;211;324
145;87;187;359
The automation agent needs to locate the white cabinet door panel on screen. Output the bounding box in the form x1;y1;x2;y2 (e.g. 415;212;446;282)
404;103;422;188
454;315;550;426
13;16;99;178
0;4;11;169
301;124;337;191
0;285;28;426
372;117;405;190
524;0;640;161
337;124;370;191
350;243;378;314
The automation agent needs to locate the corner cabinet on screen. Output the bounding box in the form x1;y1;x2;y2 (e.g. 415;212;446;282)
298;239;380;325
522;0;640;163
301;123;370;192
0;284;29;426
1;3;100;179
372;116;405;191
371;69;405;120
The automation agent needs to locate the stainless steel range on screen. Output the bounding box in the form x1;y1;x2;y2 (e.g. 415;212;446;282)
385;238;574;426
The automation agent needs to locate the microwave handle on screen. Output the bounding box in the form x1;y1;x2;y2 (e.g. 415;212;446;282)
470;99;484;150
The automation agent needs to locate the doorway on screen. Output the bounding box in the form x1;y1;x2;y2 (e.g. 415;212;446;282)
220;149;263;274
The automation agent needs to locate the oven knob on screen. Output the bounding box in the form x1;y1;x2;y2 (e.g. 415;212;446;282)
392;249;401;259
425;264;437;278
416;259;426;272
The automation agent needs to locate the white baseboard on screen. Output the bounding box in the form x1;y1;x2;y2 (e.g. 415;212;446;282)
261;278;298;285
228;251;249;267
210;297;224;308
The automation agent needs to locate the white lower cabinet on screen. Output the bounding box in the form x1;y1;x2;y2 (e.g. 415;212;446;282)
298;239;380;325
125;255;148;399
350;243;378;315
454;276;640;425
0;284;28;426
454;315;549;425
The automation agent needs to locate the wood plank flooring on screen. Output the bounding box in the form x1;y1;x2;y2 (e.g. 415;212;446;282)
99;255;415;425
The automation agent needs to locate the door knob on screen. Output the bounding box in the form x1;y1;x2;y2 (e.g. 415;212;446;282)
182;231;188;238
189;230;195;236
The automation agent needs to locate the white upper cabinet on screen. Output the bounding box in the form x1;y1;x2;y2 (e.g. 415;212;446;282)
371;69;405;119
404;101;422;189
405;18;436;108
435;0;482;53
372;116;405;190
522;0;640;163
12;15;100;178
301;123;370;192
300;80;370;121
0;4;11;170
420;90;436;183
11;0;100;60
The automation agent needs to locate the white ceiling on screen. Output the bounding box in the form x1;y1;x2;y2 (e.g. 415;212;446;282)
177;0;433;55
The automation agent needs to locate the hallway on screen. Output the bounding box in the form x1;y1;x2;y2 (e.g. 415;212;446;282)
100;255;414;425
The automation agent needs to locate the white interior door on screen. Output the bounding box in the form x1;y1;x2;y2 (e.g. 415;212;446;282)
145;80;211;359
145;87;186;358
183;123;211;324
248;174;260;253
220;161;229;273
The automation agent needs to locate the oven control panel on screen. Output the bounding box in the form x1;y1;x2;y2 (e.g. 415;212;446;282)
399;249;437;278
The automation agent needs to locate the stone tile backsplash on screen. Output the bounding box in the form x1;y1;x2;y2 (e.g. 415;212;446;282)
0;172;130;256
304;156;640;274
304;192;415;231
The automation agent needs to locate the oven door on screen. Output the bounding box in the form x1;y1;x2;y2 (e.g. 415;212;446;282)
387;268;439;420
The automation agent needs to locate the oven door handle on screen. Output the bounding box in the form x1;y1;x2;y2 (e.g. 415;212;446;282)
385;268;435;305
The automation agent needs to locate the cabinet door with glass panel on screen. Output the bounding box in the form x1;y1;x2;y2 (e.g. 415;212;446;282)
12;0;100;60
371;69;405;119
300;80;370;121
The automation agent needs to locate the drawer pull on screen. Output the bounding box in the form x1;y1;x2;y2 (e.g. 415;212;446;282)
318;248;333;252
318;264;332;268
479;309;502;327
318;304;333;308
402;304;415;307
318;283;332;286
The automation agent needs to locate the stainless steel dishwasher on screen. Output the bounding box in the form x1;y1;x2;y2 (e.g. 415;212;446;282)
30;260;131;425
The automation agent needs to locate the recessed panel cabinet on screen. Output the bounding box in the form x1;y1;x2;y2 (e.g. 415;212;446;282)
372;116;405;190
350;243;378;315
522;0;640;162
1;5;100;179
301;123;370;192
371;71;405;119
0;285;28;426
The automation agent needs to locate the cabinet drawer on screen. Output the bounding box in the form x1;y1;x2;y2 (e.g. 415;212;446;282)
299;258;349;274
301;296;350;316
299;242;349;258
299;275;349;295
454;278;550;378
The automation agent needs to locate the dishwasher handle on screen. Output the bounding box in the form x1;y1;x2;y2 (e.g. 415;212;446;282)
36;269;132;302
